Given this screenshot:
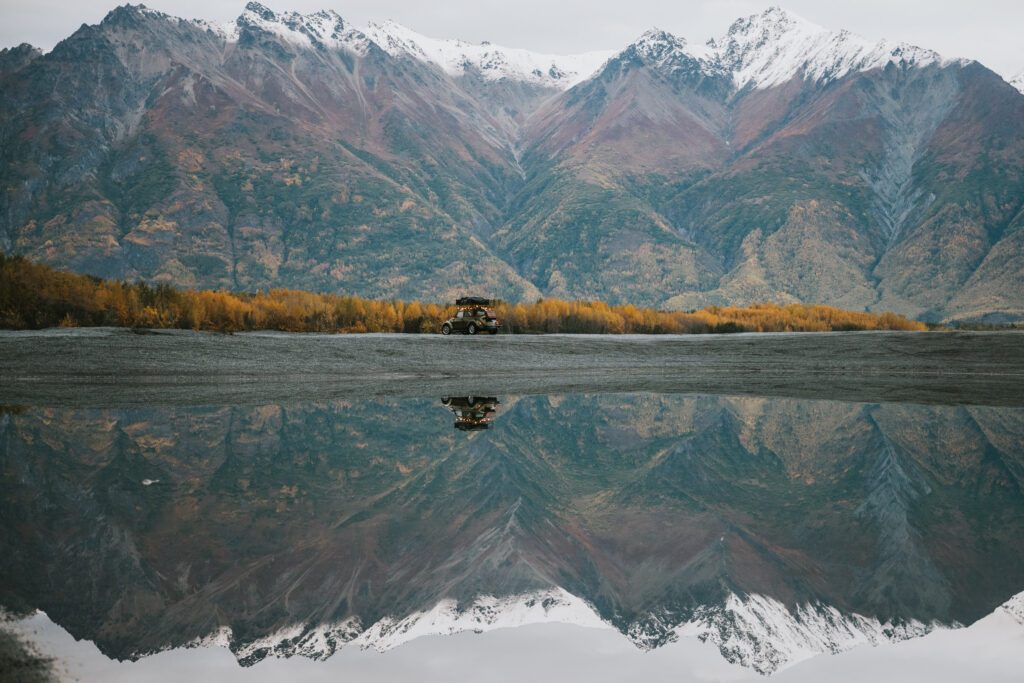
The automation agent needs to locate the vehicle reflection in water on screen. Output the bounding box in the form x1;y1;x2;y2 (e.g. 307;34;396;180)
441;396;501;430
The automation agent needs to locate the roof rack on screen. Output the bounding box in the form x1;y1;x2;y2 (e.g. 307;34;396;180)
456;296;490;307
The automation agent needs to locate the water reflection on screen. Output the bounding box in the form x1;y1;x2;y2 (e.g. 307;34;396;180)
441;396;501;430
1;395;1022;674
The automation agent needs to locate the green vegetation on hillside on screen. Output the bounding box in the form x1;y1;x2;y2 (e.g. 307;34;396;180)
0;253;927;334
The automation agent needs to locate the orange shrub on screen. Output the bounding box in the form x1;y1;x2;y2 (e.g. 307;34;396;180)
0;253;929;334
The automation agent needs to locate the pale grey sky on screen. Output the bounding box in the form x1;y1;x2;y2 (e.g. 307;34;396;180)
1;0;1022;78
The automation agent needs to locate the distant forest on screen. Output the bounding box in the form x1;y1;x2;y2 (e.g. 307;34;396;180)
0;254;927;334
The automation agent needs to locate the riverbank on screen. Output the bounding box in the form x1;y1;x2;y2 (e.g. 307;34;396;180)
2;328;1021;408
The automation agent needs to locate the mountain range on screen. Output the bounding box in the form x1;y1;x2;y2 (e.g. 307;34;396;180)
1;3;1023;321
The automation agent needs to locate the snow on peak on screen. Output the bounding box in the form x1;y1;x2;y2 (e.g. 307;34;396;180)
182;589;607;666
1001;590;1024;625
1010;71;1024;95
361;19;613;88
194;2;374;55
158;588;980;672
630;28;713;62
611;8;946;90
190;3;610;88
354;588;607;652
633;28;687;53
143;4;959;92
715;5;944;89
671;592;941;675
230;617;363;663
617;27;722;81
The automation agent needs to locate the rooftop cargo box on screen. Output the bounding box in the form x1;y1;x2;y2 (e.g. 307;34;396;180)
456;297;490;307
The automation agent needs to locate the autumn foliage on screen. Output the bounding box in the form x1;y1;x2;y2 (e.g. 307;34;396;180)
0;254;927;334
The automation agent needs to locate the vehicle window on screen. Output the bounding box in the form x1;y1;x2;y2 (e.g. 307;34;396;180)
456;310;463;319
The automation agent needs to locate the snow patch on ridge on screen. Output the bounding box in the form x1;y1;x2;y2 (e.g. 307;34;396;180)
625;28;712;63
1010;71;1024;95
160;588;999;674
145;4;966;93
193;2;611;88
231;617;363;664
185;625;232;650
625;28;723;78
195;2;375;56
617;6;957;91
354;588;607;652
671;593;941;675
1001;590;1024;625
188;589;605;666
360;20;613;88
714;6;948;89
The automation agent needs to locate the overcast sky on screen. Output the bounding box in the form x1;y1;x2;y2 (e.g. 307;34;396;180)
1;0;1022;78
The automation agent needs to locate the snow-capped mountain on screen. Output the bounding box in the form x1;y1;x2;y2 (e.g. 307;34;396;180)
192;2;613;89
179;589;945;674
360;20;614;89
616;28;724;81
180;590;606;666
191;3;954;93
711;6;950;89
617;6;956;91
193;3;374;55
354;589;605;652
672;593;938;674
3;2;1023;319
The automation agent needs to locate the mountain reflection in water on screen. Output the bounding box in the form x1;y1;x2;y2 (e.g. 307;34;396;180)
1;394;1023;674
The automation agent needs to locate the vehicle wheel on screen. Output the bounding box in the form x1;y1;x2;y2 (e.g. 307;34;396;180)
442;324;451;335
467;324;477;335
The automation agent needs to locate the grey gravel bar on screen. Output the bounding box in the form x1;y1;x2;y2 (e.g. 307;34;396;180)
1;328;1022;408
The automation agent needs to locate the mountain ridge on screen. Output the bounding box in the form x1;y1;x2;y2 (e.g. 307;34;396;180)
9;4;972;92
171;588;944;673
1;3;1023;321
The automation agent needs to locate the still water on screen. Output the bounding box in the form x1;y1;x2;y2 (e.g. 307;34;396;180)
2;393;1023;681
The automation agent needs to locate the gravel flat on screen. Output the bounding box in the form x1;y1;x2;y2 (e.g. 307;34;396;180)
1;328;1022;407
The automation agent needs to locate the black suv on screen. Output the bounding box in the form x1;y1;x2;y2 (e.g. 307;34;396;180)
441;297;501;335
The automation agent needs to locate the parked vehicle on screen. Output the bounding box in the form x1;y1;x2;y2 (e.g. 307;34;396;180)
441;298;501;335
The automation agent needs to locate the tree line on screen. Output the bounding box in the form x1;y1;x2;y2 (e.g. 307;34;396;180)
0;253;927;334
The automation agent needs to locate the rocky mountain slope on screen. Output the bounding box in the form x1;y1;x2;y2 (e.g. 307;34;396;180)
1;4;1023;321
